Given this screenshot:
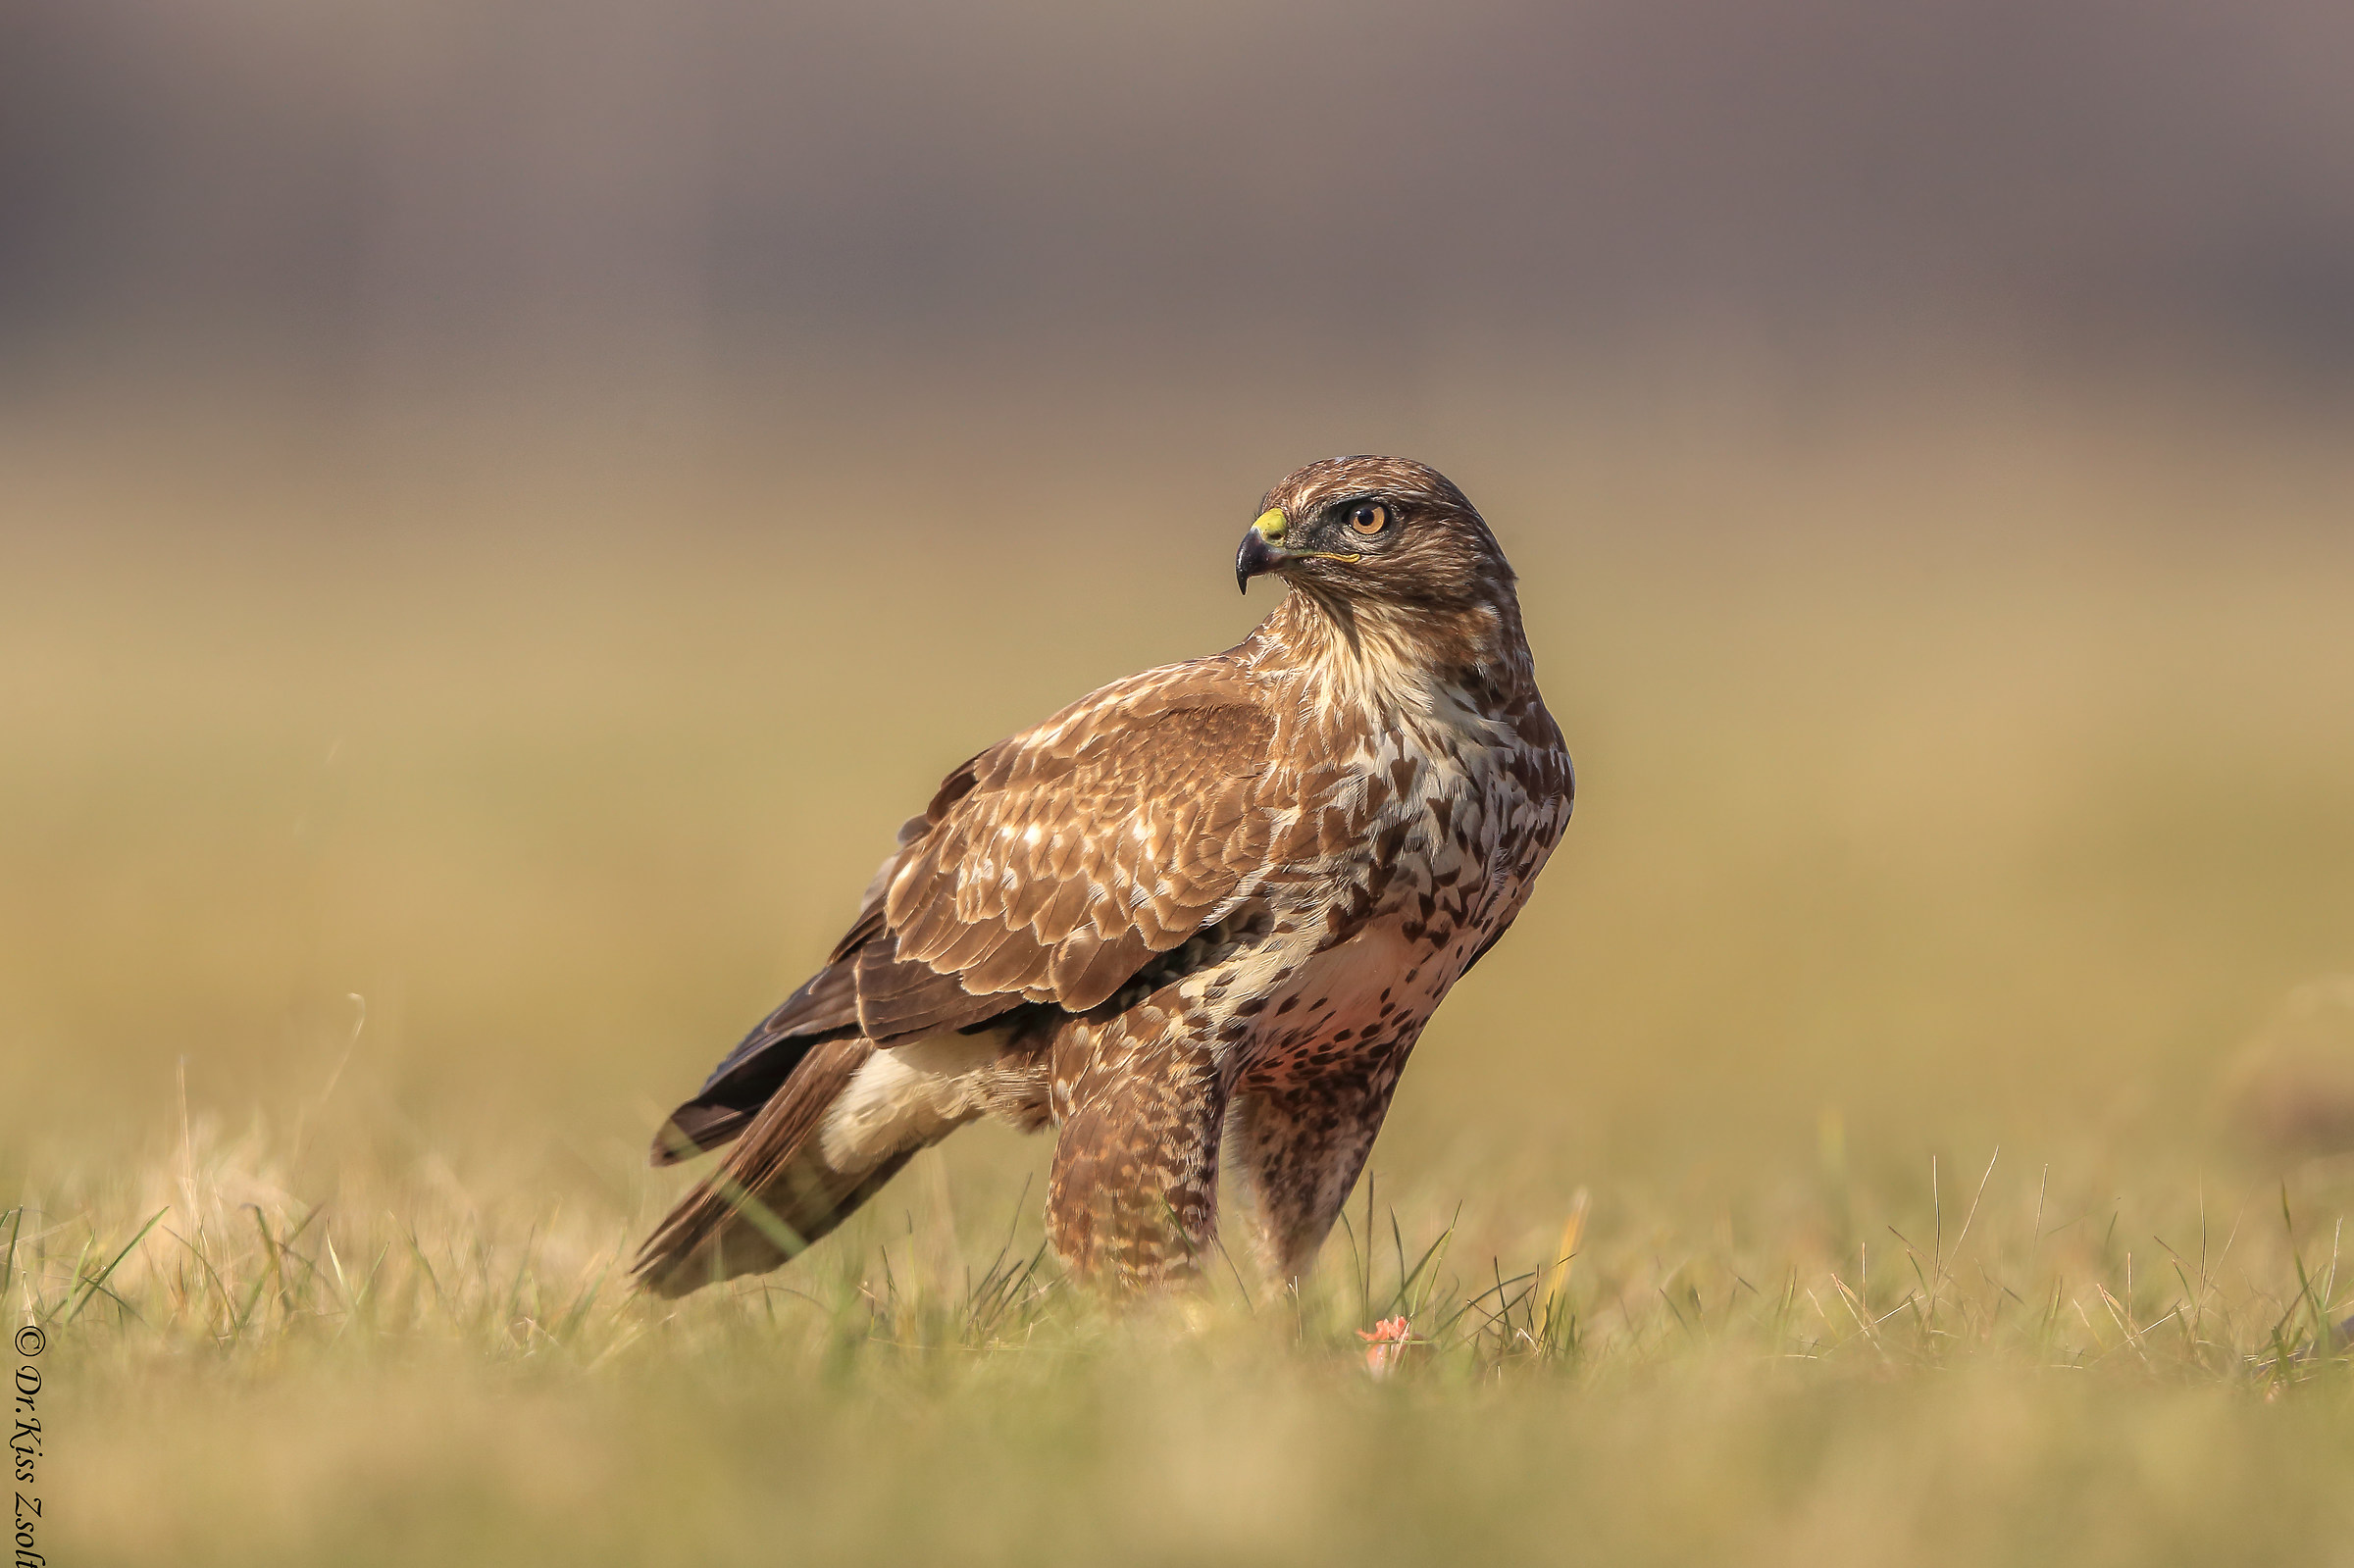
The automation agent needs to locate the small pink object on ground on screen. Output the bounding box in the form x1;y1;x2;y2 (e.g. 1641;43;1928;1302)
1358;1315;1411;1377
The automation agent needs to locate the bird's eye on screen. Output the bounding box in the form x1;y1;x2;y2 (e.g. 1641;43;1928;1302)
1347;502;1391;536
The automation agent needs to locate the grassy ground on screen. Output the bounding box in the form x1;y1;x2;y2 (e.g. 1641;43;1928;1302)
6;375;2354;1564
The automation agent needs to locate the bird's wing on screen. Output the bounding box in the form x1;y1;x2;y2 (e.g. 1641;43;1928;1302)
860;658;1283;1039
651;658;1288;1165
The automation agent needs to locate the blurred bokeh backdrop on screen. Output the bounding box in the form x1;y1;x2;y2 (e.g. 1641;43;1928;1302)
4;0;2353;1212
9;0;2354;382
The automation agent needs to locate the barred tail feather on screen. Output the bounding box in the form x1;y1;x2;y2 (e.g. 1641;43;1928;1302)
633;1037;896;1296
633;1031;1004;1296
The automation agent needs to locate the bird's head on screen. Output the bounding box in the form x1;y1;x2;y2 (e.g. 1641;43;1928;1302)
1235;457;1514;620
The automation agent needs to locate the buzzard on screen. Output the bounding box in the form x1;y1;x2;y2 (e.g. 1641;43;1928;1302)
636;456;1572;1294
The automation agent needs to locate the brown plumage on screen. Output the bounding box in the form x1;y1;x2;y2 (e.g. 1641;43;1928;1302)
634;456;1573;1295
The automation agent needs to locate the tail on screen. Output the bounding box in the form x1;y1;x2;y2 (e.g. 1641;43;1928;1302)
632;1032;1001;1297
633;1037;902;1296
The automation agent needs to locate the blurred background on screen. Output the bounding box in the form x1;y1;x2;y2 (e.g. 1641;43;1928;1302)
4;0;2353;1214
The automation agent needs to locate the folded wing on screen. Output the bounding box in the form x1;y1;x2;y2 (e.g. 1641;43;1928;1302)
650;660;1283;1165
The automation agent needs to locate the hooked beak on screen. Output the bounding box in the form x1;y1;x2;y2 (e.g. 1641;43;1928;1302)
1235;507;1288;593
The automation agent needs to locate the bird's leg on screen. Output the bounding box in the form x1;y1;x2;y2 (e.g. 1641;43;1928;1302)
1229;1035;1416;1287
1046;1003;1229;1290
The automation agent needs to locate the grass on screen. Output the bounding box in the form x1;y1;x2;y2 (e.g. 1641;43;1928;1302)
13;1122;2354;1566
7;369;2354;1563
19;1121;2354;1378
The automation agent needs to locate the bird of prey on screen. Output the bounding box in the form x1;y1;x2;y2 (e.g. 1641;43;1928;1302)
635;456;1573;1295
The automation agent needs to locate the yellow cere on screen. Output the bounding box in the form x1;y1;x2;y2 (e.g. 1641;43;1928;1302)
1254;506;1288;540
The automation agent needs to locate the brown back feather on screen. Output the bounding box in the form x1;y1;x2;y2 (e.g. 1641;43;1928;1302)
649;666;1292;1169
870;689;1276;1028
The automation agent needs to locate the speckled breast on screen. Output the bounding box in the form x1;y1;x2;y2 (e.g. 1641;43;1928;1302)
1231;711;1569;1092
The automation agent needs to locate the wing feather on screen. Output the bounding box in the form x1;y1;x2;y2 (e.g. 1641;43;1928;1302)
657;656;1296;1161
851;664;1279;1037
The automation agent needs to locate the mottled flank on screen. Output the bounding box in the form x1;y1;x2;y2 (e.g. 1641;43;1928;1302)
635;456;1573;1295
